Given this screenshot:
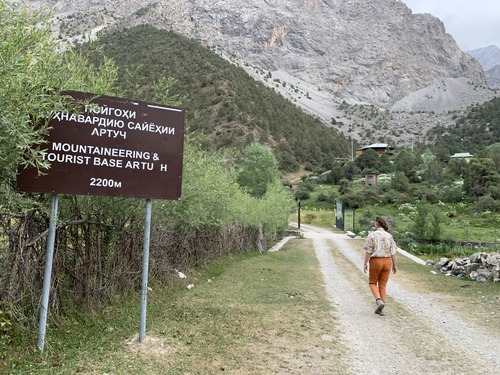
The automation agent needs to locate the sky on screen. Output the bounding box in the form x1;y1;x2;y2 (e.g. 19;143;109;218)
402;0;500;51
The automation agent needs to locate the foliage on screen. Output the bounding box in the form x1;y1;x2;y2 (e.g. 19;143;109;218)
395;150;420;181
354;148;380;171
295;188;311;200
463;157;500;197
338;179;350;195
428;97;500;154
0;0;117;201
0;6;296;334
1;136;294;331
410;202;443;241
237;142;280;198
326;162;344;184
391;171;410;192
0;303;13;358
470;195;500;214
80;24;351;170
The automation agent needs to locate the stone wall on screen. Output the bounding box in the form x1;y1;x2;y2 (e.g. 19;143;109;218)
426;252;500;282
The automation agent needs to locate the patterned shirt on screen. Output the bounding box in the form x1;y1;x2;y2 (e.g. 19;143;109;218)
363;228;398;257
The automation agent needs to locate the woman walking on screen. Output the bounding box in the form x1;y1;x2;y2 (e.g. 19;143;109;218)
363;216;397;316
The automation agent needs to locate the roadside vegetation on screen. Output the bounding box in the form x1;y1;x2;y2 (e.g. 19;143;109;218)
2;240;348;374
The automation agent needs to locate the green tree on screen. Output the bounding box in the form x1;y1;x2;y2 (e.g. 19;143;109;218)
326;162;344;184
379;153;392;173
391;171;409;193
237;142;280;198
463;158;500;197
342;161;359;181
395;150;417;181
354;149;380;172
413;202;430;239
485;143;500;172
0;1;116;203
422;159;445;185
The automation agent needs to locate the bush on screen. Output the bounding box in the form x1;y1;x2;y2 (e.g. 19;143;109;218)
361;187;381;206
295;188;310;200
415;187;439;204
327;191;338;203
0;304;13;356
358;210;375;231
470;195;500;214
440;186;464;203
316;192;328;202
341;193;365;209
338;179;350;194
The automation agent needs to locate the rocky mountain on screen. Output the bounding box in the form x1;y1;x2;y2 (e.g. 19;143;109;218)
467;45;500;88
19;0;500;146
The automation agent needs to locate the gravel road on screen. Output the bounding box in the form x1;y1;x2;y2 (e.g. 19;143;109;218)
298;224;500;375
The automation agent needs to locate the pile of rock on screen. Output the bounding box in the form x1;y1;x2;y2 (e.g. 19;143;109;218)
426;252;500;282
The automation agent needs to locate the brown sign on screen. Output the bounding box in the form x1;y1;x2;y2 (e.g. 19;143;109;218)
17;91;185;200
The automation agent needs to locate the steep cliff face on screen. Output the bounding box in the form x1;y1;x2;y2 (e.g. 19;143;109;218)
467;45;500;88
122;0;485;107
28;0;485;107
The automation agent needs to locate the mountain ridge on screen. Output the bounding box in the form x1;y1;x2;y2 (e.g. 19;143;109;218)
20;0;500;147
467;45;500;88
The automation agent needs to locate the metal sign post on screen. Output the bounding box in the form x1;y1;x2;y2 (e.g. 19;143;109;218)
139;198;152;342
37;194;59;352
17;91;185;350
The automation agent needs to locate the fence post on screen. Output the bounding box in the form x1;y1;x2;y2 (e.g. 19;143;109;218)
297;199;301;229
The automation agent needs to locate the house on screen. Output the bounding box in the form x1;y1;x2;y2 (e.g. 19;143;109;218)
450;152;473;162
355;143;394;156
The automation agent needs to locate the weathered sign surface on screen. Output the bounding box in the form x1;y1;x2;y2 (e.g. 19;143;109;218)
17;91;185;200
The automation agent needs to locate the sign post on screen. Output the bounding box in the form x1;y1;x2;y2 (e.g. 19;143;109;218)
37;194;59;352
139;198;152;343
17;91;185;350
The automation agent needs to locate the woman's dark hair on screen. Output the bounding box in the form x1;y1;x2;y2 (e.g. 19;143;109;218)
375;216;389;231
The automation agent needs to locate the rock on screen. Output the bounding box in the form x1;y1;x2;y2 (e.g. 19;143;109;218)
436;257;450;268
486;255;499;266
346;231;356;238
452;266;465;276
432;252;499;282
465;263;481;275
469;252;482;263
454;258;466;267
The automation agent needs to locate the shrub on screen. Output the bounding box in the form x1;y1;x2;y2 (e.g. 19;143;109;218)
316;192;328;202
440;186;464;203
361;187;381;206
470;195;500;214
327;191;338;204
338;179;350;195
341;193;365;209
295;188;310;200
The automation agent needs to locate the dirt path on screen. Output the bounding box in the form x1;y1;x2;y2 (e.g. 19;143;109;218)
298;224;500;374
